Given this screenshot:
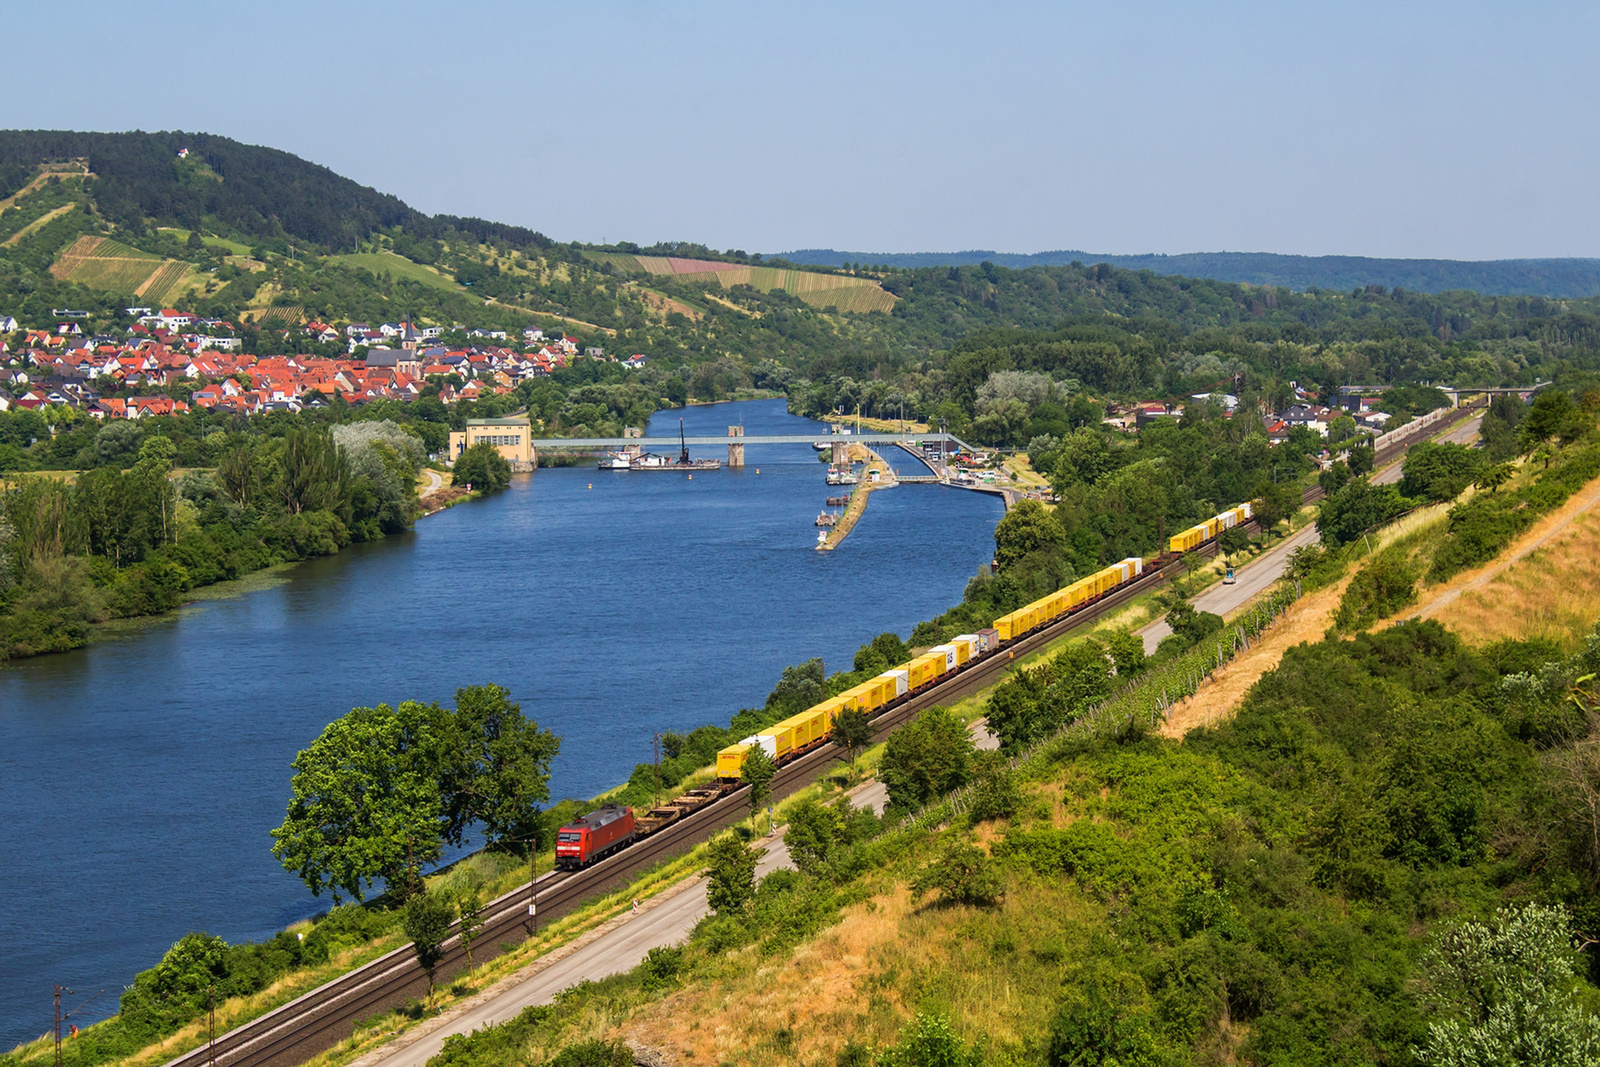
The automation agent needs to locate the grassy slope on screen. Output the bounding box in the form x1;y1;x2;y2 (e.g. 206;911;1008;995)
327;251;467;294
587;251;896;312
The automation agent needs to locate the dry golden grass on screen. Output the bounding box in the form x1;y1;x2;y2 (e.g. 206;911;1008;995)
1395;471;1600;650
1160;574;1353;738
1420;507;1600;652
621;876;1095;1067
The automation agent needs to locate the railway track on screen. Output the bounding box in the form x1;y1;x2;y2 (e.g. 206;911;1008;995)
164;404;1487;1067
159;531;1228;1067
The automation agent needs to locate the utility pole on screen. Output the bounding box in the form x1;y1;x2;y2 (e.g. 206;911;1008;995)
208;985;215;1067
53;985;100;1065
653;733;661;809
527;832;538;935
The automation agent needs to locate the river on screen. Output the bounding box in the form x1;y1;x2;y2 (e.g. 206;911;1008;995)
0;399;1003;1045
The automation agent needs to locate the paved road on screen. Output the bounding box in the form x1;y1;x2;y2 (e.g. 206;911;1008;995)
1138;523;1319;653
1137;414;1483;653
369;718;995;1067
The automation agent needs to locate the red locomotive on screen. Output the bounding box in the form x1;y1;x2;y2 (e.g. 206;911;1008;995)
554;804;636;870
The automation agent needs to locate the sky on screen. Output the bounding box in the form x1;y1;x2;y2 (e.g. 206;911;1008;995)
3;1;1597;260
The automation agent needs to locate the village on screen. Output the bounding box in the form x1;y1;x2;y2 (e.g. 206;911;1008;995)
0;308;647;416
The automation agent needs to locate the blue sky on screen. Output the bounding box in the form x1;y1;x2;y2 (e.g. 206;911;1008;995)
4;1;1596;259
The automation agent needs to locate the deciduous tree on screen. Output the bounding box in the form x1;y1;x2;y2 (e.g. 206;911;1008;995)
271;701;452;901
401;890;455;1005
704;832;756;914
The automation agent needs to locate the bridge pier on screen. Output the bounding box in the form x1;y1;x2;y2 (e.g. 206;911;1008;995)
727;426;744;468
831;441;848;465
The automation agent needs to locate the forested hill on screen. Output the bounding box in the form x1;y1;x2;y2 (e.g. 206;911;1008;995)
0;130;554;253
7;128;1600;403
782;248;1600;299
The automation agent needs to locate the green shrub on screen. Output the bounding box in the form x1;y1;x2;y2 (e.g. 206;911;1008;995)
1398;441;1482;502
1318;479;1412;547
1335;551;1419;631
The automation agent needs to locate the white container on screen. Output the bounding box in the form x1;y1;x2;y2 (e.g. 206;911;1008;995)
880;669;910;696
740;735;778;758
1122;556;1144;577
931;644;959;671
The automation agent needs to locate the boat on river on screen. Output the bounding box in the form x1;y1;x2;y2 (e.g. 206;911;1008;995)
599;421;722;470
815;511;839;527
826;468;858;486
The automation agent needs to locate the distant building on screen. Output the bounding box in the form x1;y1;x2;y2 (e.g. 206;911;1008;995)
448;416;534;471
1189;392;1239;412
365;347;421;378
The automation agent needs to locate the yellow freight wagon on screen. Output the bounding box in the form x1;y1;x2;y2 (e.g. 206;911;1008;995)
878;669;910;699
950;635;977;664
994;611;1019;642
809;695;845;731
907;652;947;689
783;707;828;748
864;674;898;708
717;742;752;778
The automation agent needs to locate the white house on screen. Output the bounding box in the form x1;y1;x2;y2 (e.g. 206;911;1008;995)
0;315;17;332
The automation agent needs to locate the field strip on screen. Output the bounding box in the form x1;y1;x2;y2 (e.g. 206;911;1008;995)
4;203;76;246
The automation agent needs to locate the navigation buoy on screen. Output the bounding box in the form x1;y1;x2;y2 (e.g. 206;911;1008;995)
688;474;693;480
755;468;760;474
587;483;592;489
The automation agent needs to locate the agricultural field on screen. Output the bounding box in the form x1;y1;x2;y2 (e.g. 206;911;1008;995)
246;305;306;326
137;258;194;303
329;250;466;294
592;252;896;312
49;235;186;296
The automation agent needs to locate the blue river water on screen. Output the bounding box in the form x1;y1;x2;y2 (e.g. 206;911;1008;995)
0;399;1002;1046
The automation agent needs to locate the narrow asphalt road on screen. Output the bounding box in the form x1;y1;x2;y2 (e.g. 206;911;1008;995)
1137;414;1483;653
368;719;996;1067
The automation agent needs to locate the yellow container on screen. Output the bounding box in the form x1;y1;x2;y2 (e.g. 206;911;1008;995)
812;695;846;730
717;743;752;779
864;675;895;709
840;683;875;713
759;723;797;762
907;652;946;689
784;708;827;748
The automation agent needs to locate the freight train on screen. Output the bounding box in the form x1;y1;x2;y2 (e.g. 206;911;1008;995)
713;499;1259;782
553;498;1257;852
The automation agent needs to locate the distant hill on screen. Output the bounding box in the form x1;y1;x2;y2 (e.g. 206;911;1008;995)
779;248;1600;298
0;130;553;253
